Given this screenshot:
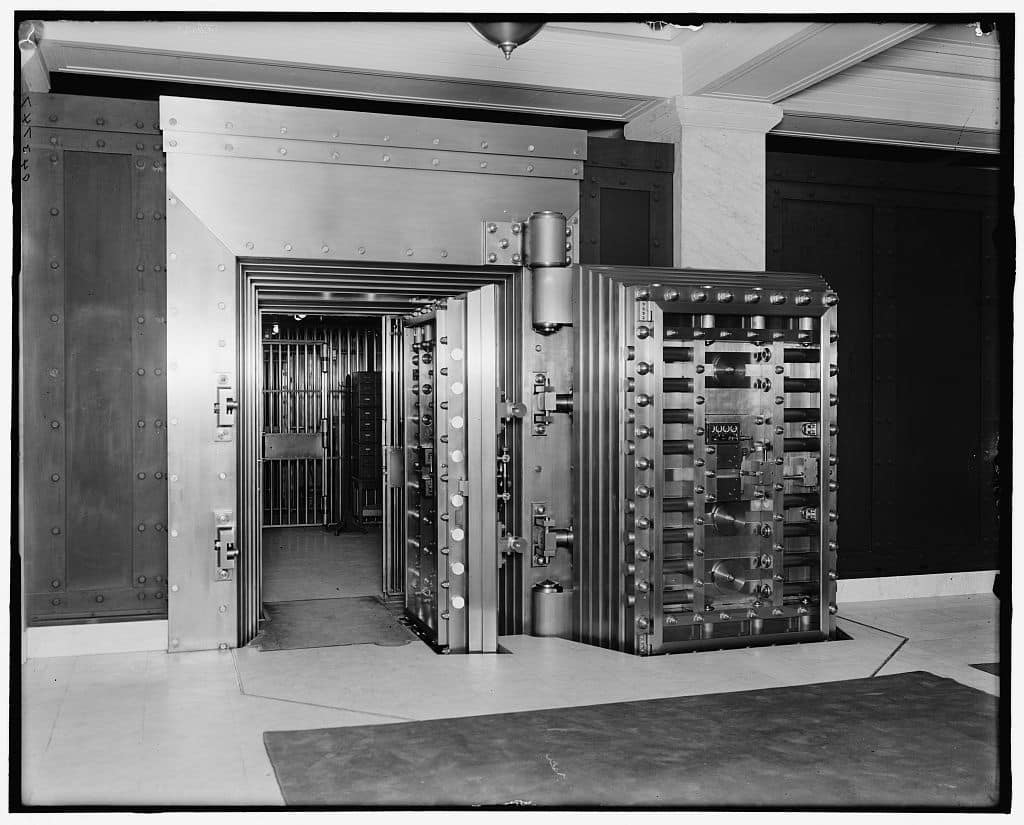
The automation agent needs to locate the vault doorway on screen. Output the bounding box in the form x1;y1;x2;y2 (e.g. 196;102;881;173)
236;263;510;653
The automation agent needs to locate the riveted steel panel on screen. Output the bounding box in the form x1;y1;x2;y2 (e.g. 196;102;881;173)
164;152;579;267
21;98;68;601
165;190;238;652
163;96;581;650
21;94;168;625
160;95;586;160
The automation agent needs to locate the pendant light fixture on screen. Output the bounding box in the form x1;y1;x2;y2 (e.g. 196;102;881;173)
469;22;545;60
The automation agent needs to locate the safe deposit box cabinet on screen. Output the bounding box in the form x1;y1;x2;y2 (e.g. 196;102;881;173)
395;212;838;656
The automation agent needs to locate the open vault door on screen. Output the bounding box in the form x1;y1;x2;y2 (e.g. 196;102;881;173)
400;285;500;653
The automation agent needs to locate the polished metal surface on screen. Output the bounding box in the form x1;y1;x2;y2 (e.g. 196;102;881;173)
570;265;837;655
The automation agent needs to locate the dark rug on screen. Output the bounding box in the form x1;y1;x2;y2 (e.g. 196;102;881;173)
254;597;414;651
970;662;1000;676
263;671;999;808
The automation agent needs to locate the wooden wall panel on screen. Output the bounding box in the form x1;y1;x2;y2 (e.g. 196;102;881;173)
20;94;167;624
767;151;1002;579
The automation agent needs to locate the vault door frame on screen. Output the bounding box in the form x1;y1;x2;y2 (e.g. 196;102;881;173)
232;263;513;649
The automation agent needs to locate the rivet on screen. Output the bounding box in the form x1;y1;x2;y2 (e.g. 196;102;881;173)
49;261;59;270
49;314;59;323
136;120;145;129
155;419;163;428
50;207;59;216
170;418;178;426
218;301;226;310
406;249;414;257
171;638;180;647
280;126;288;134
168;139;178;148
357;247;365;255
171;584;179;592
137;368;145;376
225;121;233;129
382;154;390;162
154;212;162;221
153;160;162;169
154;264;163;272
50;420;60;429
245;242;253;250
440;249;448;258
137;315;146;324
218;642;228;650
170;474;178;482
170;529;178;537
431;158;439;166
135;142;145;151
51;579;61;588
225;144;234;152
51;473;60;482
217;264;225;271
155;472;164;479
383;134;390;142
480;162;488;168
137;419;146;428
49;136;58;145
96;139;106;148
136;211;145;220
487;253;498;263
51;599;61;606
170;252;177;260
572;168;579;175
219;472;227;480
48;114;57;122
136;159;146;169
278;147;287;155
219;605;228;613
526;164;534;172
95;595;104;603
95;117;105;126
154;368;162;376
168;117;177;126
51;526;61;535
527;144;535;152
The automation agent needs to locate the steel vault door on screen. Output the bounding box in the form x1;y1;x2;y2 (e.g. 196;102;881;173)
402;287;500;653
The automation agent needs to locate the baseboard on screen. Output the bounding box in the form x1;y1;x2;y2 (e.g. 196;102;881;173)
838;570;997;603
26;620;168;659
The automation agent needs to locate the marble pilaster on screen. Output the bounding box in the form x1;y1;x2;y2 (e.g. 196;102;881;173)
625;96;783;270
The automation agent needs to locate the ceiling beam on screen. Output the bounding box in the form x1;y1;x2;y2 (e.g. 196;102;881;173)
680;21;933;103
38;20;681;121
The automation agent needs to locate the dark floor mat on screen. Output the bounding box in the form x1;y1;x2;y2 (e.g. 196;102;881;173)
254;597;415;651
970;662;1000;676
264;671;999;808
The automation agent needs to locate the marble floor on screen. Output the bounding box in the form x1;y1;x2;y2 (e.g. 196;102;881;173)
19;593;1002;807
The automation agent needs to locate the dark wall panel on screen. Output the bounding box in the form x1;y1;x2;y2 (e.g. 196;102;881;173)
21;94;168;624
767;152;1002;579
777;199;874;561
64;151;135;589
580;137;673;267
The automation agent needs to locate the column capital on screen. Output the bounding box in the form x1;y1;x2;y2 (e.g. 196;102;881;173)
674;95;783;134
